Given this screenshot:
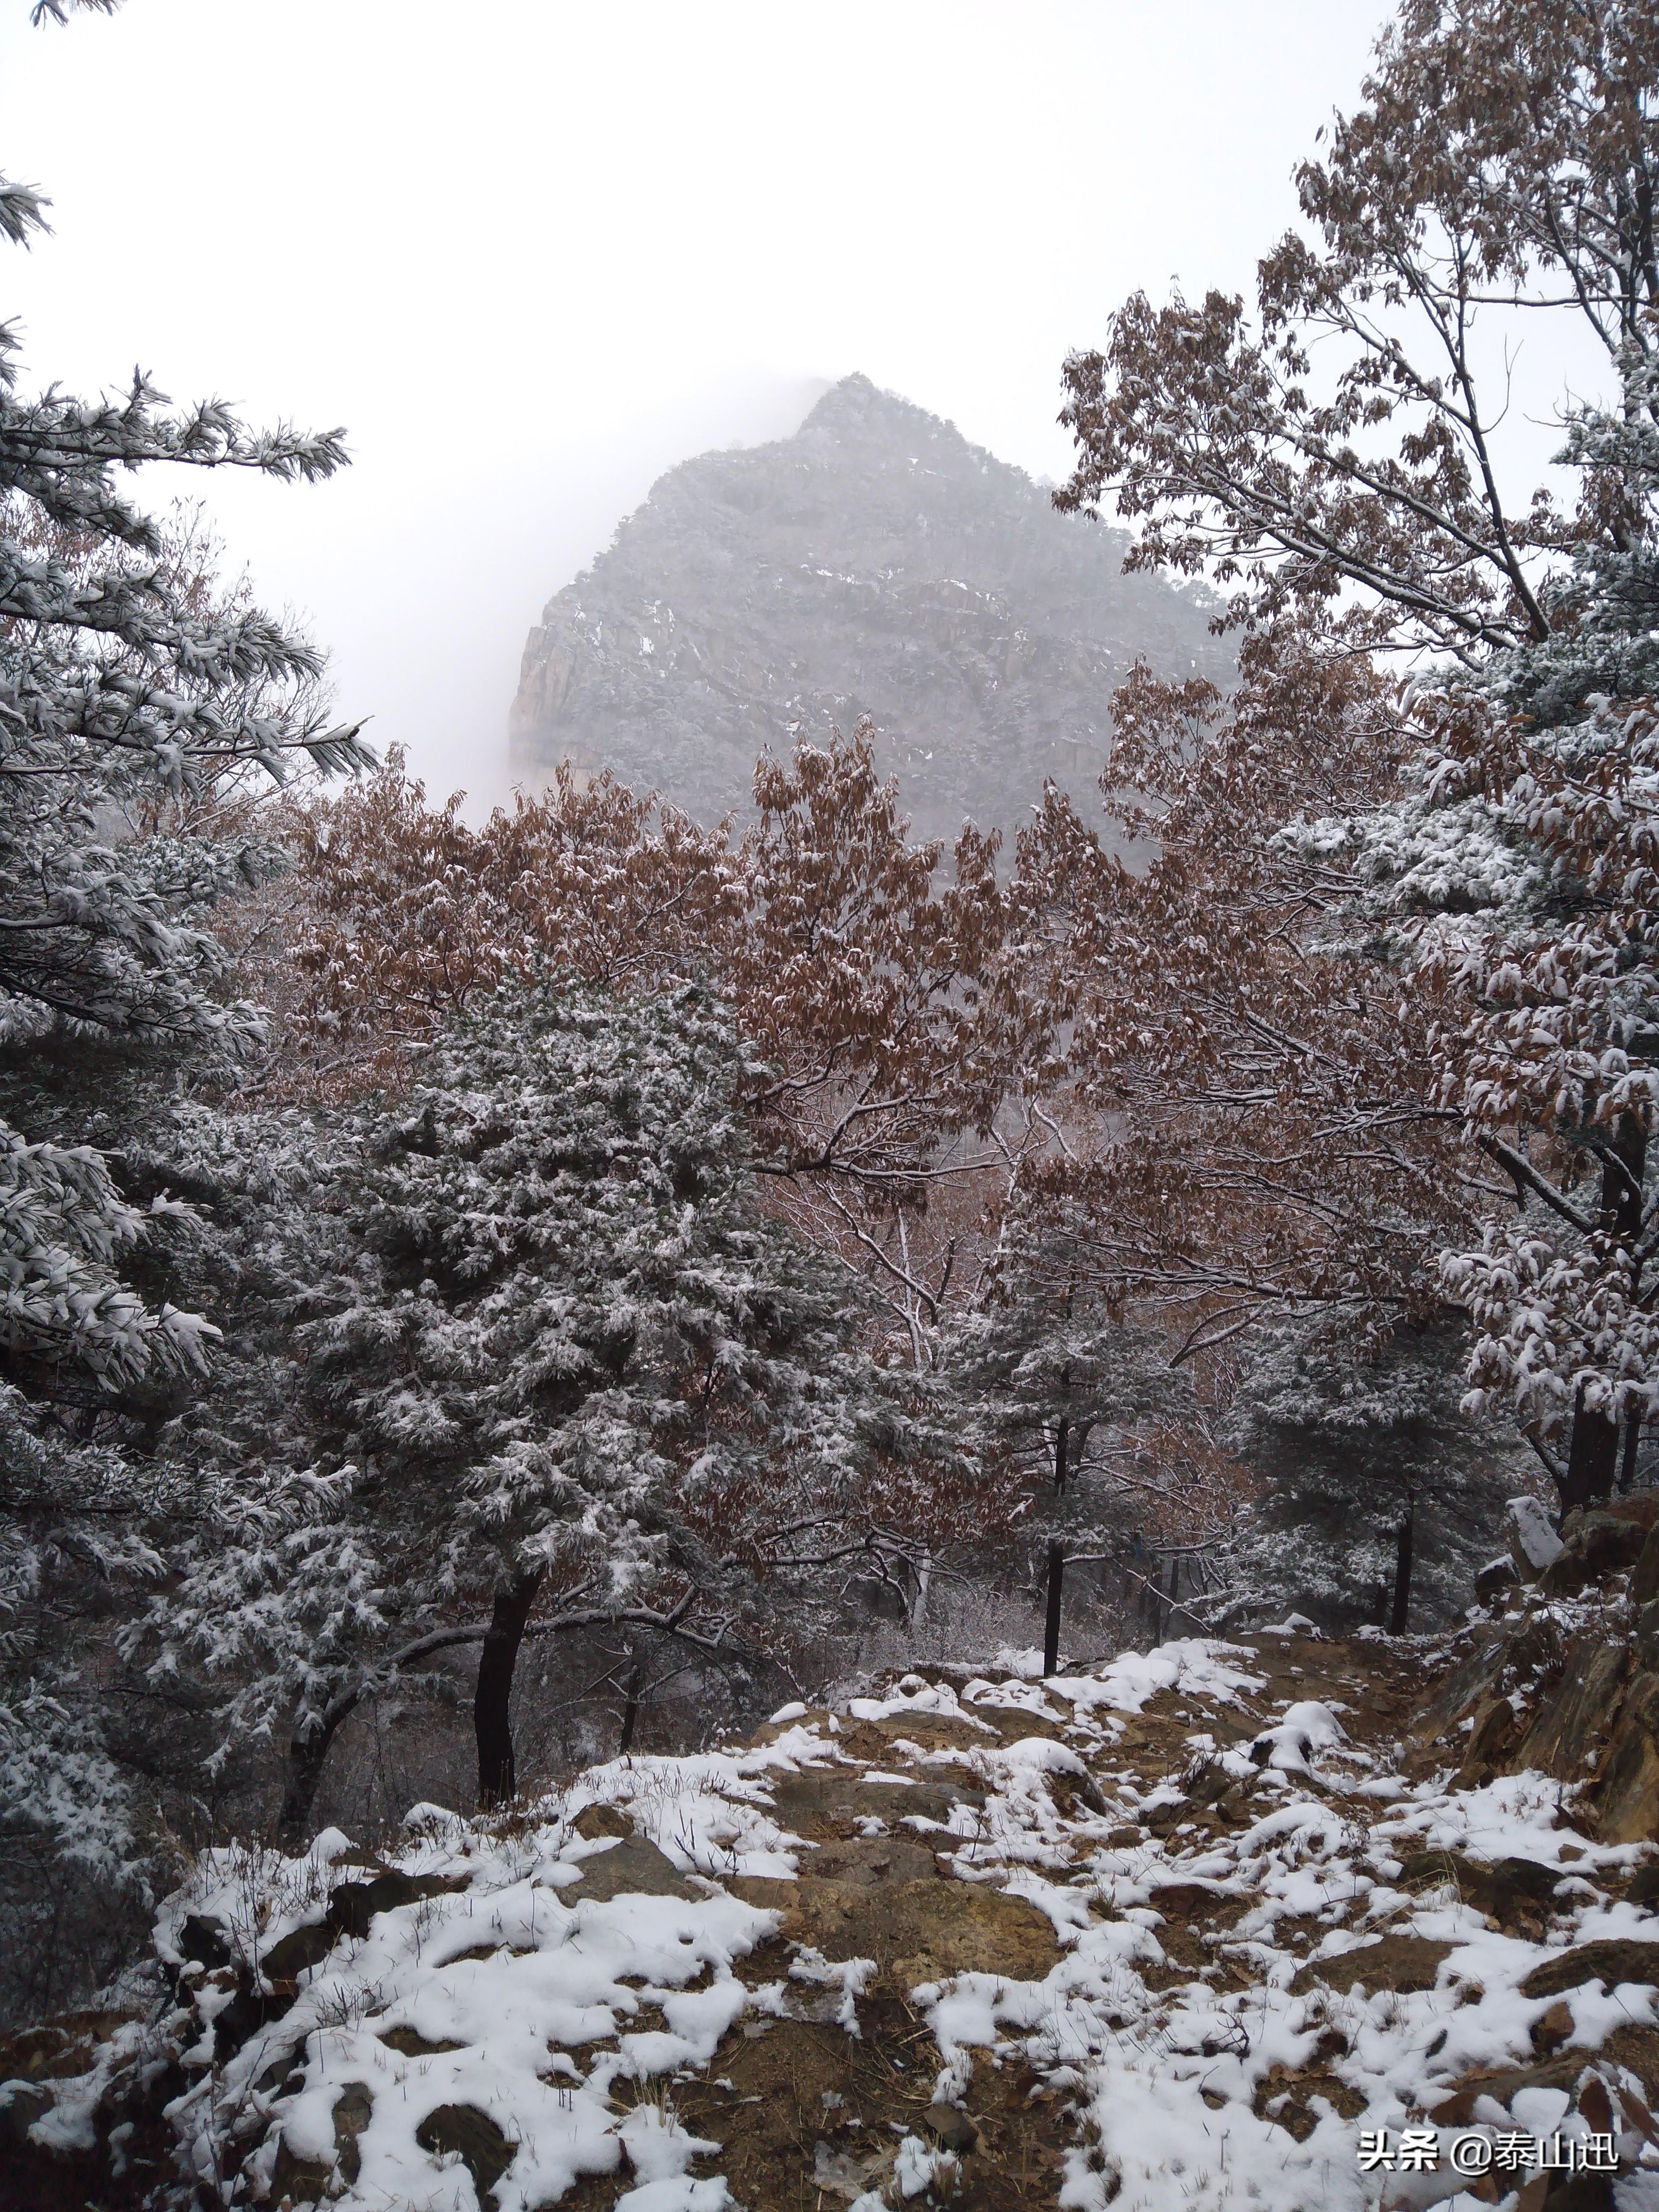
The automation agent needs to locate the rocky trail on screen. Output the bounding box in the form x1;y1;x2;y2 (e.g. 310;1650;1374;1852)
13;1496;1659;2211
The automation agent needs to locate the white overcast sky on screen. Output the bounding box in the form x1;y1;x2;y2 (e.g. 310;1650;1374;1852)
0;1;1404;809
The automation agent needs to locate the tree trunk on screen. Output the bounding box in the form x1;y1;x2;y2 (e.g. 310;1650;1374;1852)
1562;1114;1647;1513
1621;1410;1643;1496
1054;1417;1070;1496
1389;1504;1414;1636
277;1716;343;1851
1563;1383;1620;1515
474;1569;544;1809
909;1552;933;1631
1043;1540;1065;1676
617;1654;643;1756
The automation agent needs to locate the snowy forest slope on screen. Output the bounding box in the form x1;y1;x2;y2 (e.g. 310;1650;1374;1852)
17;1497;1659;2212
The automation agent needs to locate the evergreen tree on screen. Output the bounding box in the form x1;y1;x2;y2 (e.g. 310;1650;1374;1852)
139;981;953;1836
1;0;369;1896
1228;1323;1515;1632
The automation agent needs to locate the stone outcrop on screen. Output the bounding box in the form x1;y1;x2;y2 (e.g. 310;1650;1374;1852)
1417;1490;1659;1841
14;1556;1659;2211
508;374;1229;840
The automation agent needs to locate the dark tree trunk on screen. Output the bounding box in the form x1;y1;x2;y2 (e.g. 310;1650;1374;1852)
1563;1384;1621;1515
474;1569;544;1809
277;1717;344;1851
1621;1410;1643;1496
1043;1540;1065;1676
1164;1553;1180;1640
1562;1114;1647;1513
618;1654;643;1755
1139;1548;1160;1643
1054;1417;1070;1496
1389;1504;1415;1636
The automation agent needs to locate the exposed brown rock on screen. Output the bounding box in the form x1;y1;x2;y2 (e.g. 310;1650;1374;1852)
1514;1636;1630;1779
1633;1530;1659;1608
1289;1936;1453;1996
1539;1512;1649;1597
413;2104;515;2202
1410;1627;1511;1746
1591;1670;1659;1843
1521;1939;1659;1999
570;1802;632;1840
566;1836;698;1903
763;1871;1060;1993
378;2026;465;2056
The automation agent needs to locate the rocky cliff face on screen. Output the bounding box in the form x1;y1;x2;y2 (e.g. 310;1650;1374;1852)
509;374;1228;839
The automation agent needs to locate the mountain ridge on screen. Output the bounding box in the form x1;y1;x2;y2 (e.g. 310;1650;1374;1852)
508;373;1229;839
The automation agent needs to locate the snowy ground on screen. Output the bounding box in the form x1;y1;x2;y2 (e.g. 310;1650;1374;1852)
14;1627;1659;2211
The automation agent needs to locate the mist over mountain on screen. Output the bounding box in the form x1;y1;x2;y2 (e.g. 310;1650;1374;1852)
508;373;1229;839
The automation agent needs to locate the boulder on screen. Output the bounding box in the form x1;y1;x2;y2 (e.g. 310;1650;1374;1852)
1290;1936;1452;1996
1509;1496;1564;1580
1539;1511;1649;1597
1633;1528;1659;1608
1521;1939;1659;1999
567;1834;698;1903
569;1802;631;1840
414;2104;515;2202
1397;1849;1557;1921
325;1870;460;1940
1476;1555;1520;1606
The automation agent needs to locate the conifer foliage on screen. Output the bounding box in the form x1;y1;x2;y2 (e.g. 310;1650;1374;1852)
2;0;369;1891
141;982;956;1836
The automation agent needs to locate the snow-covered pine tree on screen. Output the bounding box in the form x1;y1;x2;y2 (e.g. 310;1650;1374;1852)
1;0;369;1911
140;980;959;1836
